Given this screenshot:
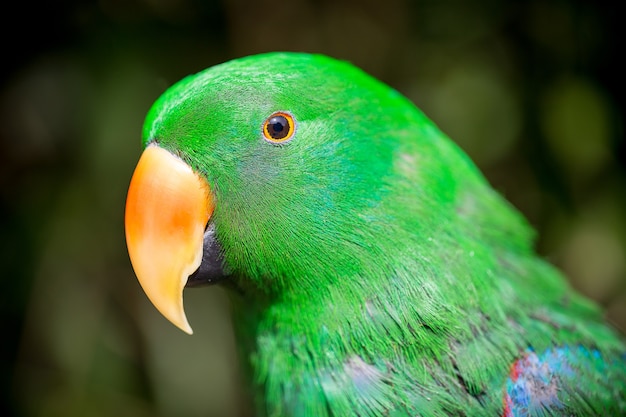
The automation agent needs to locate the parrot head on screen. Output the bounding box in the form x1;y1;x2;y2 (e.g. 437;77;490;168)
125;52;491;334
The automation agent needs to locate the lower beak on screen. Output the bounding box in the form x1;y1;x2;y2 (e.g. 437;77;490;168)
125;145;214;334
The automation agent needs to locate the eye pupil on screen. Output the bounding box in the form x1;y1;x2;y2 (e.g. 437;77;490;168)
267;116;288;139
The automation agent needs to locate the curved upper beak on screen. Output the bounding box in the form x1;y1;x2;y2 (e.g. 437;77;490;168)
125;145;214;334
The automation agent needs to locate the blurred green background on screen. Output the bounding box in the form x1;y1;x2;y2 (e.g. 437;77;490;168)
2;0;624;416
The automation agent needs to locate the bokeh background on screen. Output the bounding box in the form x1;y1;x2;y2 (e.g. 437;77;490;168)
2;0;624;416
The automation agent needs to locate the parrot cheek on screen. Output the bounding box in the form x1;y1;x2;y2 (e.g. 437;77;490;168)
125;144;214;334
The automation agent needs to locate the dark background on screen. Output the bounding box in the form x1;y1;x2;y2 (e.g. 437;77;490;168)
2;1;624;416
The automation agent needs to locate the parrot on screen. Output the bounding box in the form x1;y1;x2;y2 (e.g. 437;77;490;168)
124;52;626;416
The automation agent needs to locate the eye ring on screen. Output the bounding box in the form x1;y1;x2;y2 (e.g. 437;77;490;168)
262;111;296;144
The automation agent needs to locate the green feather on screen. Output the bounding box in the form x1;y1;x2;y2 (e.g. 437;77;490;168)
143;52;625;416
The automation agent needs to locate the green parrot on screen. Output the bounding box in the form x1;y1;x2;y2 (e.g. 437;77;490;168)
125;52;626;416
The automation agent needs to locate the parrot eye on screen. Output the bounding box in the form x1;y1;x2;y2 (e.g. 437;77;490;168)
262;111;296;144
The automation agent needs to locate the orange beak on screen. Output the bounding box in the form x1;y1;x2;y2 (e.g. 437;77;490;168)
125;145;214;334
